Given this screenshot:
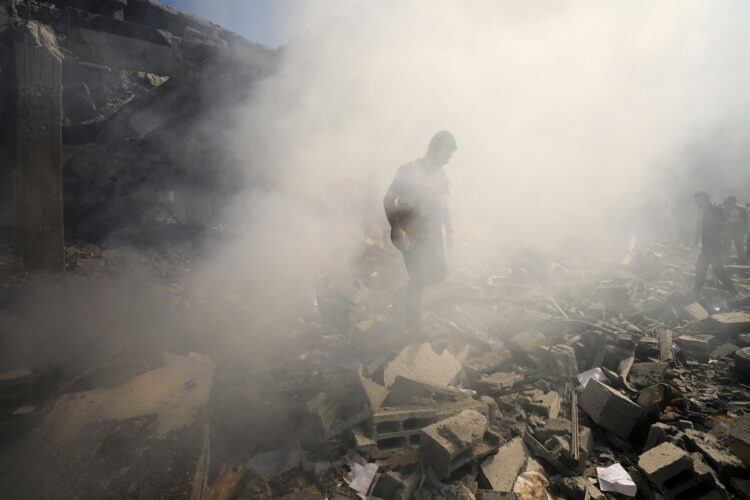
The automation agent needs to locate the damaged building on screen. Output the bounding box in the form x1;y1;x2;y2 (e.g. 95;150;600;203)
0;0;276;270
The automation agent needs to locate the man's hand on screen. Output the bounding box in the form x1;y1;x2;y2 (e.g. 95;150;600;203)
391;226;410;251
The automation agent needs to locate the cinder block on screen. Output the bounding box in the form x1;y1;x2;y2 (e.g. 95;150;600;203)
420;409;488;478
638;442;693;487
579;379;644;439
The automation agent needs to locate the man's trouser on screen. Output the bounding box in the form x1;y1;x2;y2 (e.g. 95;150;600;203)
403;238;446;335
727;228;746;262
695;249;738;295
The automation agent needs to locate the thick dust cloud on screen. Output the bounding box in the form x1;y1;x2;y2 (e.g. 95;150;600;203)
192;0;750;313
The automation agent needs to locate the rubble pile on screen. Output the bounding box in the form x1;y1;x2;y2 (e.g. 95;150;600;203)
1;240;748;498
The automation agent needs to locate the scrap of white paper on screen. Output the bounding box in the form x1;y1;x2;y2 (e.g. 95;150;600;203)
349;463;378;495
577;367;609;388
597;463;636;497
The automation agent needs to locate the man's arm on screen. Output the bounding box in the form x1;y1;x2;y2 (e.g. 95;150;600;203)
383;173;409;251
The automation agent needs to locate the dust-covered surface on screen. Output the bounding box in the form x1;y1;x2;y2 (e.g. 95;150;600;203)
2;233;750;498
4;0;750;499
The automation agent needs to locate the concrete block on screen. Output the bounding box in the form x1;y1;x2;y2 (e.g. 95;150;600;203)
683;302;709;320
419;409;488;479
476;372;524;393
579;379;644;439
676;335;714;362
520;390;560;419
479;395;501;421
383;343;462;388
463;351;512;381
479;436;530;491
367;398;488;459
728;413;750;469
638;442;693;487
645;422;674;450
684;429;745;480
384;375;467;406
705;312;750;335
711;343;739;359
734;347;750;378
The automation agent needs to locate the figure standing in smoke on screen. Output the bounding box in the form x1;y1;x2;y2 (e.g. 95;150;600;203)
693;192;738;297
722;196;748;263
383;131;457;336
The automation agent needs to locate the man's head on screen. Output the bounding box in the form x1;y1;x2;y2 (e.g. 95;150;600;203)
725;195;737;206
694;191;711;209
425;130;457;166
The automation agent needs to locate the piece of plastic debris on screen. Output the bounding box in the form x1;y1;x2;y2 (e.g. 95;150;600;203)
577;367;609;388
597;463;636;497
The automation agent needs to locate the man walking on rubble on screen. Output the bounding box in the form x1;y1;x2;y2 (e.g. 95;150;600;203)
722;196;748;263
693;192;738;297
383;131;457;336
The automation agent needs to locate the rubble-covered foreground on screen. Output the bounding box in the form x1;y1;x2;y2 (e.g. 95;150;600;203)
1;235;750;499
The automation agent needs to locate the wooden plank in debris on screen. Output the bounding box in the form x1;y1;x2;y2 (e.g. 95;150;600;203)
203;464;244;500
659;329;673;363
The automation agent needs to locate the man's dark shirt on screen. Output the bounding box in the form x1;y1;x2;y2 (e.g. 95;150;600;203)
700;205;726;252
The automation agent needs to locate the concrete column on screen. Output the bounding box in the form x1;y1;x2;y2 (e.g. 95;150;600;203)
14;21;64;271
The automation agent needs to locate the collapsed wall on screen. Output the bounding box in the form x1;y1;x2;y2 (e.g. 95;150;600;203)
0;0;278;269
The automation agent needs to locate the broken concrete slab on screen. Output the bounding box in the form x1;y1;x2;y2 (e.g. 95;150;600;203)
676;335;714;362
463;350;512;381
25;353;214;499
734;347;750;378
479;436;530;491
579;379;644;439
704;312;750;336
684;429;745;481
475;372;524;393
638;442;693;486
419;409;488;478
711;343;740;359
519;390;560;419
383;343;462;388
307;376;373;439
683;302;709;321
728;413;750;470
385;375;468;406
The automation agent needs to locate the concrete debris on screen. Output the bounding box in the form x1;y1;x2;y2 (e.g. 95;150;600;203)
479;436;531;491
420;409;492;478
519;389;561;419
579;378;644;439
676;334;715;362
463;350;513;381
383;342;462;388
683;302;709;320
734;347;750;378
475;371;524;393
728;413;750;469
